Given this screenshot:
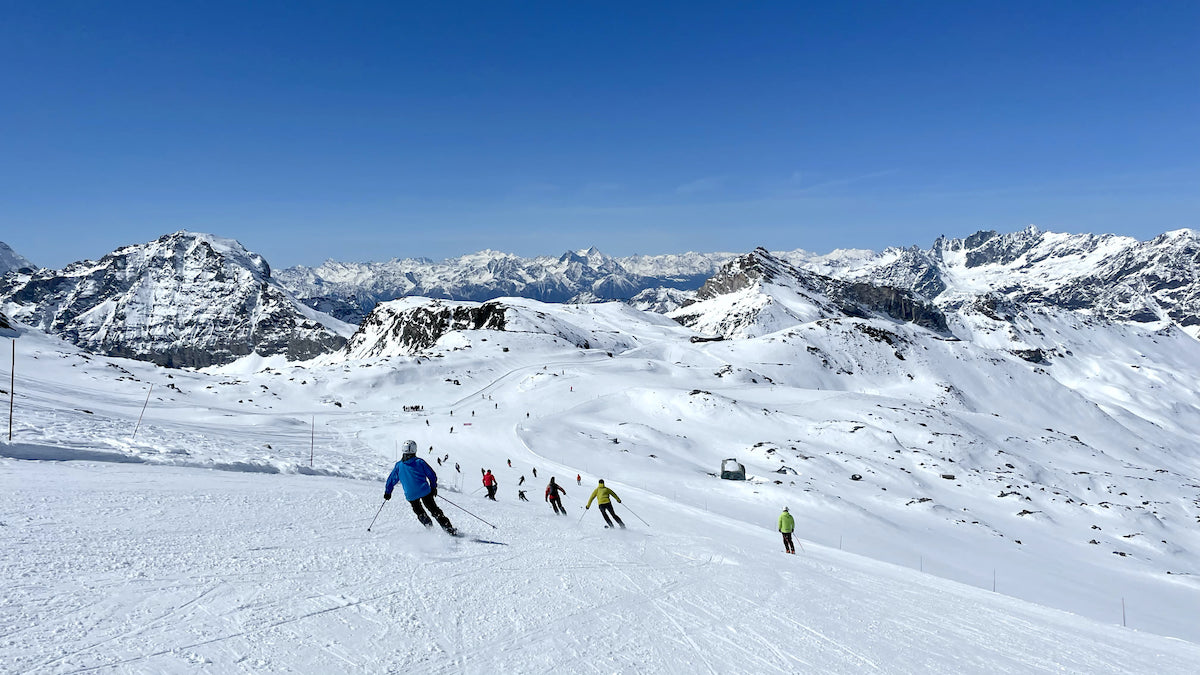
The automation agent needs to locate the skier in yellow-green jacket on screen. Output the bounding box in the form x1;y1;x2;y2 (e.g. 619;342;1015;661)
778;507;796;554
585;479;626;529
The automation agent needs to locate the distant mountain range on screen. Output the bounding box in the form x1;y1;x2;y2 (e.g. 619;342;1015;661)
0;225;1197;367
275;248;733;323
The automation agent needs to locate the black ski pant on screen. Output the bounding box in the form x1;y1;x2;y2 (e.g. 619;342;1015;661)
410;494;455;533
548;495;565;515
599;502;625;528
486;484;497;500
781;532;795;553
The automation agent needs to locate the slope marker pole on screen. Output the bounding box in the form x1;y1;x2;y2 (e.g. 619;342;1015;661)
132;383;153;439
8;339;14;442
310;415;315;467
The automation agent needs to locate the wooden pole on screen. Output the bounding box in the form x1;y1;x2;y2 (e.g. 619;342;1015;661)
8;339;14;442
133;383;153;439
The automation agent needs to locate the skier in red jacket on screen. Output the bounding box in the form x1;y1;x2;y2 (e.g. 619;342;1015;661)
482;469;498;500
545;477;567;515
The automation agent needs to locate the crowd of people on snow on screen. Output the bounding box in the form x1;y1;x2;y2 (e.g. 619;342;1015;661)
385;391;795;551
382;435;797;552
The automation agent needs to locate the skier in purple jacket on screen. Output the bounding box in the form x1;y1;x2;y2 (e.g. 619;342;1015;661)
384;440;456;535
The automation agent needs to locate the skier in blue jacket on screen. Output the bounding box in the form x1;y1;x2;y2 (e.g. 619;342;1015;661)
384;440;456;535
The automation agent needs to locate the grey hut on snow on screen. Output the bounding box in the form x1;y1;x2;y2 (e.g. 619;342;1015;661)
720;458;746;480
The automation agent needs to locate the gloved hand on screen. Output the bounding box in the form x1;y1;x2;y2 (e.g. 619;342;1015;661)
384;493;391;501
430;487;438;498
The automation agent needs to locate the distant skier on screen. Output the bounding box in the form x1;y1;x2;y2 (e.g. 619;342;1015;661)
383;440;456;535
483;470;498;501
779;507;796;554
585;479;625;529
545;477;567;515
518;475;525;486
532;467;537;478
518;490;529;502
455;463;461;473
507;459;512;467
576;474;581;486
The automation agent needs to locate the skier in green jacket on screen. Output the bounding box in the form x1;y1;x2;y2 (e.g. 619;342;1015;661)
585;479;626;529
778;507;796;554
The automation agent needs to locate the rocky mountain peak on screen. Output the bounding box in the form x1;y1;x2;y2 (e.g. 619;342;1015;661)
0;241;35;276
0;232;349;368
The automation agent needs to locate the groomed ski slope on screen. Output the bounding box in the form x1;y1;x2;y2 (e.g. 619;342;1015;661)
3;301;1200;673
4;459;1199;675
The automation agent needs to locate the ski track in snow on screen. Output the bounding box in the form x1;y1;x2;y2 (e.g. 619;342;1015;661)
4;461;1199;674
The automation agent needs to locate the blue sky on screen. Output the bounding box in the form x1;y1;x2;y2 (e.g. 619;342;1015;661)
2;1;1198;268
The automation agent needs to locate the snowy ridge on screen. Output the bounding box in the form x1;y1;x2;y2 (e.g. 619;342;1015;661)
276;248;733;323
341;296;686;359
0;240;35;275
789;226;1200;335
0;231;353;368
669;248;949;339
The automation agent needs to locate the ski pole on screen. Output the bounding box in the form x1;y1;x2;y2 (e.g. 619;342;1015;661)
577;508;587;525
620;504;650;527
367;500;387;532
438;496;498;529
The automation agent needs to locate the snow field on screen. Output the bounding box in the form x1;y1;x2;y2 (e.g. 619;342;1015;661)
2;303;1200;671
4;459;1200;675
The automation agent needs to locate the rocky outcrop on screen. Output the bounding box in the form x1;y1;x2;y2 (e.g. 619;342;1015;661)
344;299;509;358
0;232;349;368
671;248;950;338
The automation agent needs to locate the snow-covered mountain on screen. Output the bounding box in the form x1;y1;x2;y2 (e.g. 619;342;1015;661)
669;247;949;339
0;241;35;275
341;296;686;359
0;232;353;368
790;226;1200;336
276;248;732;323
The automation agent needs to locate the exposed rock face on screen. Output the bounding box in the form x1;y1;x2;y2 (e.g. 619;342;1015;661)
672;248;950;338
277;248;733;324
0;232;349;368
788;226;1200;334
344;299;508;358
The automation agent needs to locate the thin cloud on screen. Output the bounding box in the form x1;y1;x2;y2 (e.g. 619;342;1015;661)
783;169;899;195
675;176;727;195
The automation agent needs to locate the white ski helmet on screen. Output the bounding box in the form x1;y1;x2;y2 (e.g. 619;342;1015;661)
402;440;418;458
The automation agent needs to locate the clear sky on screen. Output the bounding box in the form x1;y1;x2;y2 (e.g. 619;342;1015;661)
2;1;1198;269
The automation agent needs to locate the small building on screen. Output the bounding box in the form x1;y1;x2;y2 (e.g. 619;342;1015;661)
720;458;746;480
